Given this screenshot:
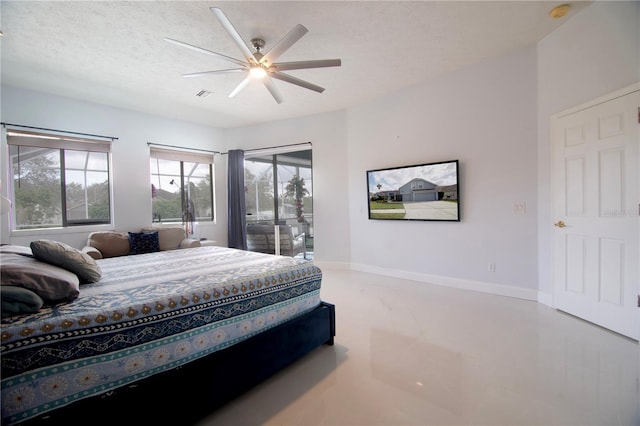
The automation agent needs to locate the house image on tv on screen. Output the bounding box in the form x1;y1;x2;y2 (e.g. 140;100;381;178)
398;178;438;201
375;178;458;202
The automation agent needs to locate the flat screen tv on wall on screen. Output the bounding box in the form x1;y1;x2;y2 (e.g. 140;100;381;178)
367;159;460;221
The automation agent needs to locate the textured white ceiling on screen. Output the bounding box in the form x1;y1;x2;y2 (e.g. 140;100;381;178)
0;1;589;128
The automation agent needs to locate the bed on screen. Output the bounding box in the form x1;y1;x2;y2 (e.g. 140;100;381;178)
1;244;335;425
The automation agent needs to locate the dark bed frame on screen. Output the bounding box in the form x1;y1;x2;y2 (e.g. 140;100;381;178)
19;301;335;426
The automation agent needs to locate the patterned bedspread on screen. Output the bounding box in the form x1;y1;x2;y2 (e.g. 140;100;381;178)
0;246;322;425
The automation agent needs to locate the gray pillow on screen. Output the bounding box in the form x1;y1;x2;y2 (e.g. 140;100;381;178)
1;285;44;316
30;239;102;283
0;253;80;303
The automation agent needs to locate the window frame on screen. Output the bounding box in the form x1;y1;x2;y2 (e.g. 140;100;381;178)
6;130;113;231
150;147;215;225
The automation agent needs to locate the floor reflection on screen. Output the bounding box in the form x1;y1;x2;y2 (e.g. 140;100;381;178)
196;268;640;426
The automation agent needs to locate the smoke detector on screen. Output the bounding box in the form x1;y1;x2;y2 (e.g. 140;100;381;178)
549;4;570;19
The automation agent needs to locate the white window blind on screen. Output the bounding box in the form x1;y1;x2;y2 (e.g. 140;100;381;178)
150;147;214;164
7;130;112;152
243;142;311;159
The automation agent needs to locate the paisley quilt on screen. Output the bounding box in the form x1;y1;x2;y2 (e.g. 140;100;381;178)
0;246;322;425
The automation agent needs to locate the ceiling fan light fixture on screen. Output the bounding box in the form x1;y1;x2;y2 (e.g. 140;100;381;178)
250;66;267;79
168;8;342;103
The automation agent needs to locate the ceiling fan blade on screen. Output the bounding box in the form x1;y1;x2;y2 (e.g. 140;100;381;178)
210;7;255;63
229;74;252;98
271;59;341;71
263;77;284;104
270;72;325;93
182;69;246;78
164;38;247;67
262;24;308;65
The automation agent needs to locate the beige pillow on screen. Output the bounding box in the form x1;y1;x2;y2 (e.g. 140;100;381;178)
141;226;186;251
0;253;80;303
82;246;103;260
30;239;102;283
87;231;131;258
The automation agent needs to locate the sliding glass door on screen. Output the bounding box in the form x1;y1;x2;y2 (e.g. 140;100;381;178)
244;149;313;255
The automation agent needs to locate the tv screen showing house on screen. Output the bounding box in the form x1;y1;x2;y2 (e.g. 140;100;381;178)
367;160;460;221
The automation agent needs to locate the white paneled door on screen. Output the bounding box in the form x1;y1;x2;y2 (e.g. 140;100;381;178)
552;85;639;340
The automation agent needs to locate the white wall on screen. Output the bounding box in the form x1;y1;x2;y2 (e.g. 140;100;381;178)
0;86;229;248
536;1;640;304
223;47;539;300
347;46;539;299
222;110;351;264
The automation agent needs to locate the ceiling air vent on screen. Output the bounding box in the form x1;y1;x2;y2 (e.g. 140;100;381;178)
195;90;212;98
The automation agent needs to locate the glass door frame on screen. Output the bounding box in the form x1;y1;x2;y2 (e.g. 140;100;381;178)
244;148;313;254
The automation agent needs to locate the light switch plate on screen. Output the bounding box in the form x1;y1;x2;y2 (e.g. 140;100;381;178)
512;202;526;214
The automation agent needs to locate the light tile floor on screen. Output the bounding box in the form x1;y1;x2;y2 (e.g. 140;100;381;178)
195;268;640;426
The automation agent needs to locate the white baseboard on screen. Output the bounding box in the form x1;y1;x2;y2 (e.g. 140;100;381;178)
312;260;351;271
349;263;538;302
537;291;554;307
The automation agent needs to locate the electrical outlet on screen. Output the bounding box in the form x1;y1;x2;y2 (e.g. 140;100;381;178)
488;262;496;272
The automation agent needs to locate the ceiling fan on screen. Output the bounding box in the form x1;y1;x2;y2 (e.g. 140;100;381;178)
164;7;342;104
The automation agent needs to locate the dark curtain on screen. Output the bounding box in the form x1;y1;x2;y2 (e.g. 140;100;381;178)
227;150;247;250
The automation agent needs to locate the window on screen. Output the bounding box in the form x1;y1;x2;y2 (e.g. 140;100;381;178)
150;147;214;232
7;130;112;230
